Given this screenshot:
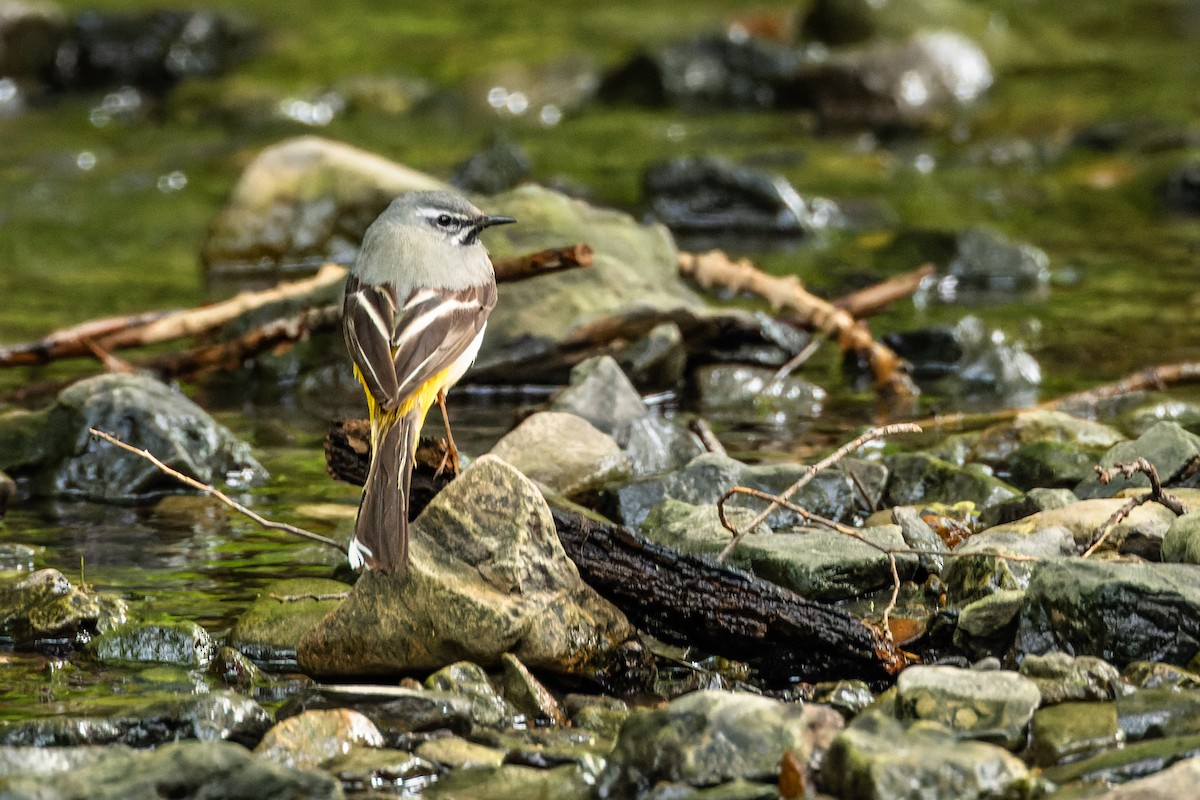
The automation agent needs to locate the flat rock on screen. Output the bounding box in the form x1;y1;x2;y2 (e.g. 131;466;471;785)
227;577;350;669
297;455;639;681
1018;652;1124;705
895;665;1041;751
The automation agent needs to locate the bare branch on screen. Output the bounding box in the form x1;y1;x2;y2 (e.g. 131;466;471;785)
88;428;341;551
1084;457;1186;557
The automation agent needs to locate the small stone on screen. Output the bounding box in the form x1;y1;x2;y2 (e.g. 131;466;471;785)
497;653;567;727
426;661;519;730
415;736;506;769
89;618;215;668
489;411;630;497
1029;701;1121;767
254;708;383;771
1019;652;1124;705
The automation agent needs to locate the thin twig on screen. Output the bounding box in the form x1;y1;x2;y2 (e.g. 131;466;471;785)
716;422;922;562
269;591;350;602
88;428;341;550
772;334;825;384
689;418;726;455
1083;457;1185;557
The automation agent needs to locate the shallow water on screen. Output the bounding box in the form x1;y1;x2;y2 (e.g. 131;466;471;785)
1;0;1199;724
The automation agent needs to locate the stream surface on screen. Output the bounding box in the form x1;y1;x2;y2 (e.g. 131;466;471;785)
1;0;1199;720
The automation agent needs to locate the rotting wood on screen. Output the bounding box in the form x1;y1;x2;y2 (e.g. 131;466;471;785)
678;249;919;409
323;419;907;685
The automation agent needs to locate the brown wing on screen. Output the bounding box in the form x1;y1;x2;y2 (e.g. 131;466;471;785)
342;274;401;408
391;281;497;401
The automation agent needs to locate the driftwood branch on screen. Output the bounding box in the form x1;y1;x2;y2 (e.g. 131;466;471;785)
830;263;936;319
678;249;919;407
493;243;593;282
88;427;342;551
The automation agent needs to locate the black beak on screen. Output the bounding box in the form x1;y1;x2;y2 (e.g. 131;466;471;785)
476;215;517;230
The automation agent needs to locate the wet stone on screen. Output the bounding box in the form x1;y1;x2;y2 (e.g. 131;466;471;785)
1162;511;1200;565
323;745;438;795
488;411;630;497
616;321;689;392
945;226;1051;298
254;707;383;771
1019;652;1125;706
1016;559;1200;668
425;661;520;730
819;710;1032;800
0;740;340;800
1005;440;1103;491
953;589;1024;659
892;505;948;575
208;645;268;690
979;487;1078;528
415;736;506;769
1083;752;1200;799
0;691;270;747
291;684;476;737
497;653;567;727
941;526;1074;606
882;452;1020;511
1117;688;1200;741
895;664;1041;751
227;577;350;670
1124;661;1200;691
1042;732;1200;788
0;568;127;649
1075;421;1200;499
598;689;843;796
1122;399;1200;437
970;409;1124;466
1029;700;1121;767
425;763;593;800
693;364;825;427
450;138;532;195
88;617;216;668
985;496;1176;554
0;743;132;779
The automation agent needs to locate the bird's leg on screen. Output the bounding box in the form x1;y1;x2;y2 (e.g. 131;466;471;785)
435;388;461;477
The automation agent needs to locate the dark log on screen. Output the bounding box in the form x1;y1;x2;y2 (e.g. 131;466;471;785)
324;417;907;686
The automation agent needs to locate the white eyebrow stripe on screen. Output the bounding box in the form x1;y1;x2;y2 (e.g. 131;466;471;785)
416;208;470;222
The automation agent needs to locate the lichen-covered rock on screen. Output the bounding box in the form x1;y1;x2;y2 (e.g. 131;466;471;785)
227;577;350;669
0;568;127;649
298;455;640;682
1018;652;1124;706
1075;422;1200;499
254;708;383;771
895;665;1041;751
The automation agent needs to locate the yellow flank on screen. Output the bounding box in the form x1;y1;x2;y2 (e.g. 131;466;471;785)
353;364;454;455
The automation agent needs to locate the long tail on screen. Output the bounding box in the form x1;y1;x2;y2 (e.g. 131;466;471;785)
348;408;421;573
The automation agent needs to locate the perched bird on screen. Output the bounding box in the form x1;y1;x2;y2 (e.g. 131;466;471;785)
342;190;515;572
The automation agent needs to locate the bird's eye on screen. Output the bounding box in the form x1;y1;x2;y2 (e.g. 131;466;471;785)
436;214;454;227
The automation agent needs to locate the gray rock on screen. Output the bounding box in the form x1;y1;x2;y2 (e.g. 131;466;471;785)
892;505;948;574
425;661;519;729
1019;652;1124;705
946;226;1050;298
0;691;269;747
616;321;688;392
227;577;350;670
985;497;1176;555
941;526;1074;606
426;763;593;800
0;568;127;649
0;542;38;571
953;589;1024;658
1122;399;1200;437
1029;700;1121;767
883;452;1021;511
895;665;1041;751
979;487;1078;528
489;411;630;496
549;355;703;476
0;1;66;81
0;740;341;800
1016;559;1200;668
615;451;863;531
971;409;1124;465
693;364;825;427
0;373;264;502
733;525;919;603
88;618;216;668
297;455;639;682
254;707;383;771
300;684;476;737
819;711;1032;800
791;31;993;131
1163;511;1200;565
0;744;132;778
201;135;449;277
598;689;842;796
472;185;708;382
451;139;531;195
1088;756;1200;800
1076;421;1200;499
639;498;766;555
1006;440;1105;491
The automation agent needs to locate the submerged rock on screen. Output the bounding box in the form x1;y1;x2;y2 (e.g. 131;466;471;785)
693;364;826;427
298;456;640;683
227;577;350;670
641;155;835;240
0;691;269;747
0;740;339;800
0;373;264;502
883;452;1020;510
598;689;842;796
